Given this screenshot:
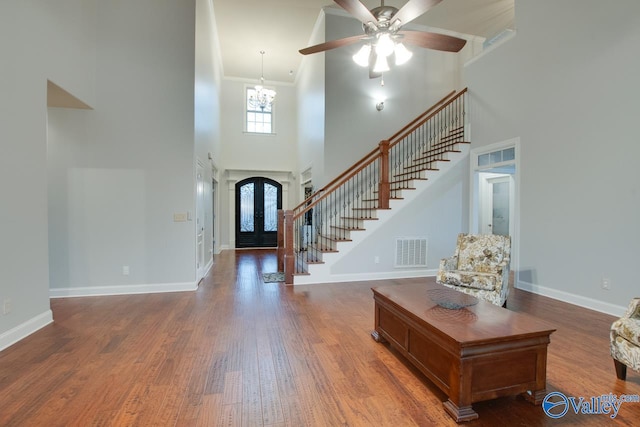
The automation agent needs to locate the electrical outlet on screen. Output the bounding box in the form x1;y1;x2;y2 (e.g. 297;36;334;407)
374;256;380;264
122;266;130;276
602;278;611;290
3;298;12;315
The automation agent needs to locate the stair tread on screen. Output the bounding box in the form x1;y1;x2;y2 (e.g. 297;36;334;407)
318;235;352;242
393;173;432;179
307;245;338;253
341;216;379;220
289;109;469;282
398;168;439;173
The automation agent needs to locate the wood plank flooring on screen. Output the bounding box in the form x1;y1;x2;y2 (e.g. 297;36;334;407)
0;249;639;426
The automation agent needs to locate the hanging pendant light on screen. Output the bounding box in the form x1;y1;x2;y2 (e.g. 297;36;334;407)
249;51;276;111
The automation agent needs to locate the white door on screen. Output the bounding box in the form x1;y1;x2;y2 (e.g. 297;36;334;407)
480;175;513;236
196;163;205;280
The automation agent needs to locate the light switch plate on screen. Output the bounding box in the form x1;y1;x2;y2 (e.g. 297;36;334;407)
173;213;188;222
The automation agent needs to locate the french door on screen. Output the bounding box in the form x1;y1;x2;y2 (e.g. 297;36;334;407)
235;177;282;248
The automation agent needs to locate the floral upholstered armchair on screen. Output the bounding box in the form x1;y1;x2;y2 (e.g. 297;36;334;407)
610;298;640;380
436;233;511;307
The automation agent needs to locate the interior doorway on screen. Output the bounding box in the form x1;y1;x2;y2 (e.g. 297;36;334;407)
470;139;519;271
479;174;514;237
235;177;282;248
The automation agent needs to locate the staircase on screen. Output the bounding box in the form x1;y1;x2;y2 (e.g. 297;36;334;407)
278;89;469;285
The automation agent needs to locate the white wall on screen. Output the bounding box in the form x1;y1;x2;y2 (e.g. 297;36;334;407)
220;80;298;172
296;11;327;190
0;0;97;349
323;12;477;184
218;80;298;248
465;0;640;313
46;1;198;298
195;0;223;259
332;159;468;275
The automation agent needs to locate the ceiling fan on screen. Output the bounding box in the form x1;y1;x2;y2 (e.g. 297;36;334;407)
299;0;467;78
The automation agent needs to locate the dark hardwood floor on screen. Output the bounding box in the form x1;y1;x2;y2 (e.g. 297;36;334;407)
0;249;638;426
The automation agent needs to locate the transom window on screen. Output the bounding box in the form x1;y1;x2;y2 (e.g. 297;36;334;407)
245;87;273;134
477;147;515;167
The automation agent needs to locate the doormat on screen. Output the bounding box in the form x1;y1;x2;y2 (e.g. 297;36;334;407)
262;272;285;283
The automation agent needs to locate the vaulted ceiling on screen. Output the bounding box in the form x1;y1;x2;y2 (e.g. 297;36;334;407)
212;0;514;84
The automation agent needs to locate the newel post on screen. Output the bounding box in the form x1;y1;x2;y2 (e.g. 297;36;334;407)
283;210;294;285
378;139;390;209
277;210;284;272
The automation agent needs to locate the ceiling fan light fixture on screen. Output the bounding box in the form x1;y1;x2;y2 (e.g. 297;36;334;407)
373;53;390;73
394;42;413;65
375;33;395;57
352;44;372;67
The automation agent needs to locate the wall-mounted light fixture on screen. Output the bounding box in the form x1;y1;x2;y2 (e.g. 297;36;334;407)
376;101;385;111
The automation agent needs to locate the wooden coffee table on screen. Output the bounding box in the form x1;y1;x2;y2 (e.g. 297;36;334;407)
371;282;555;422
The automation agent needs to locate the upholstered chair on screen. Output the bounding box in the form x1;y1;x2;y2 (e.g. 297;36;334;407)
437;233;511;307
610;298;640;380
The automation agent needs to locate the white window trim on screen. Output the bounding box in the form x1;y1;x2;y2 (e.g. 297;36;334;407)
244;84;276;135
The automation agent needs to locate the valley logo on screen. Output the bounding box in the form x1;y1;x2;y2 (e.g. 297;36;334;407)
542;391;639;419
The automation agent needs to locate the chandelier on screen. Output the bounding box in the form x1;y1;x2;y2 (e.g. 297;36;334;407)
352;32;413;73
248;51;276;111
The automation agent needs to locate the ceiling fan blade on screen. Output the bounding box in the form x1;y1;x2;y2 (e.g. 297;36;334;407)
334;0;377;25
398;30;467;52
391;0;443;27
299;35;365;55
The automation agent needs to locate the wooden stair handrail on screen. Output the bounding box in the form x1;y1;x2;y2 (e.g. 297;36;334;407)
387;89;457;142
293;89;462;213
282;88;468;281
388;88;467;150
293;145;382;221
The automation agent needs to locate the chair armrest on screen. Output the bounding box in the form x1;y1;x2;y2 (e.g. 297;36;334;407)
623;297;640;319
439;256;458;272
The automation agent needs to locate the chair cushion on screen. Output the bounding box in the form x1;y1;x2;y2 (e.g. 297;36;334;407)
612;318;640;347
439;270;498;291
456;234;509;273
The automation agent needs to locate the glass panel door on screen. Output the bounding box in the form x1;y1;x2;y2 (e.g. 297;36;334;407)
235;177;282;248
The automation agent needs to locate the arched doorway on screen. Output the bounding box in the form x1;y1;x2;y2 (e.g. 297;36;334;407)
235;177;282;248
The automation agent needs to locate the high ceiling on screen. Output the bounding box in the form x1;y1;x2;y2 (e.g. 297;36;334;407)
212;0;514;84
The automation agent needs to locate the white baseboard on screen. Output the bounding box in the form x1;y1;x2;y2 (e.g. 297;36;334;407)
0;310;53;352
50;281;198;298
516;280;626;317
203;259;214;277
294;269;437;285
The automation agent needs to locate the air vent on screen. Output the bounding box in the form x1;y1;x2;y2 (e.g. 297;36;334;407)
395;238;427;268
